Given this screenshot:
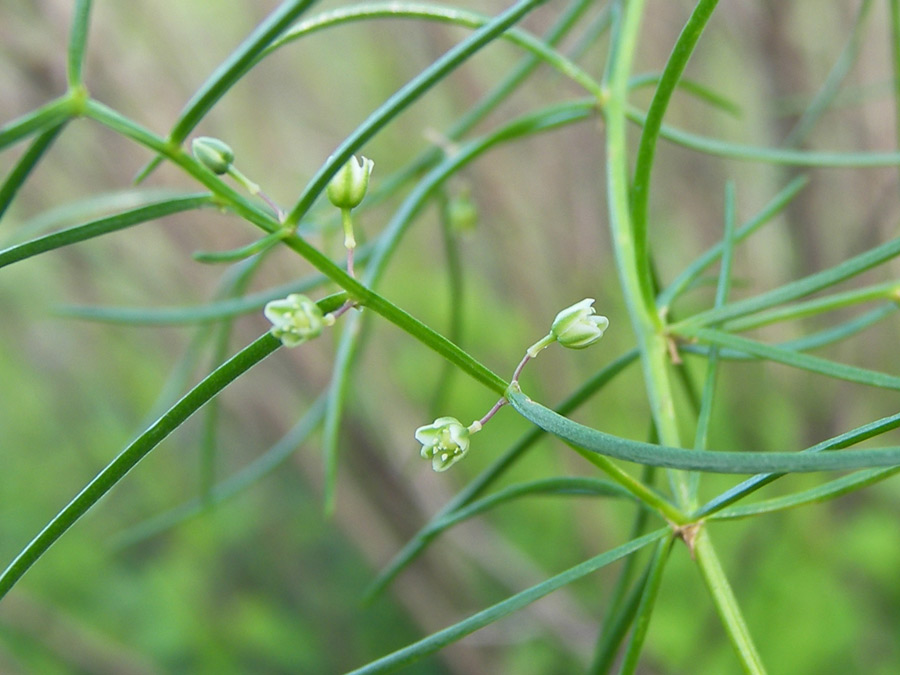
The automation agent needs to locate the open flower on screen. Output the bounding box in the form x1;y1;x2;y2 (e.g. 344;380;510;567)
264;294;327;347
326;155;374;211
550;298;609;349
415;416;475;472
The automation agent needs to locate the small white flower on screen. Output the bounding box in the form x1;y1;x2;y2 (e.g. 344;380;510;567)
550;298;609;349
264;294;325;347
415;416;472;472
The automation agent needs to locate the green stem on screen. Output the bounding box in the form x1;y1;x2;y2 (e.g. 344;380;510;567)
629;0;721;315
0;95;78;152
67;0;93;88
619;536;675;674
693;530;767;674
605;0;686;502
571;447;685;524
0;122;68;222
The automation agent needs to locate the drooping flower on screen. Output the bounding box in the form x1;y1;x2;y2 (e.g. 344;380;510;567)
264;294;327;347
525;298;609;358
415;416;476;472
550;298;609;349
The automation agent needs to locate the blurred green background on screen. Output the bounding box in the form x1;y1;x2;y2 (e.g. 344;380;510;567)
1;1;899;672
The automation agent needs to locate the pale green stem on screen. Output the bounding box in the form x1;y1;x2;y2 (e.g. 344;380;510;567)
693;530;767;674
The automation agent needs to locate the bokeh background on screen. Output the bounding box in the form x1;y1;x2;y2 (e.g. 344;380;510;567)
2;1;899;672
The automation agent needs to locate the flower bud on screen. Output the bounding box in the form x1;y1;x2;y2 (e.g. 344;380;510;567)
192;137;235;175
326;155;374;210
415;416;472;472
444;190;478;235
550;298;609;349
264;294;327;347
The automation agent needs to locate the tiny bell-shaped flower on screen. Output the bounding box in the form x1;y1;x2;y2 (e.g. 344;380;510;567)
551;298;609;349
326;155;374;211
192;137;234;175
415;416;478;472
525;298;609;358
264;294;331;347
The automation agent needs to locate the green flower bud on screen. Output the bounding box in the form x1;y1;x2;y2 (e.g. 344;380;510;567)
444;190;478;235
264;294;330;347
415;416;473;472
326;155;374;210
192;137;235;175
550;298;609;349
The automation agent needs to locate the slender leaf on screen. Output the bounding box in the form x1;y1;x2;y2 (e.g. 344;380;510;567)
619;537;674;674
630;0;721;312
658;175;809;310
346;529;668;675
694;410;900;518
67;0;93;88
0;96;76;152
0;333;283;600
782;0;873;147
684;327;900;391
0;194;214;268
693;530;767;674
282;0;552;226
112;396;327;549
507;386;900;473
671;234;900;331
0;122;67;222
429;477;638;536
711;467;900;520
722;280;900;332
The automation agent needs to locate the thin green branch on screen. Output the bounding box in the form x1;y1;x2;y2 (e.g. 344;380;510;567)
693;410;900;518
722;280;900;332
639;107;900;166
619;536;675;674
0;332;284;600
282;0;552;227
135;0;319;181
347;529;668;674
0;96;78;152
693;530;767;674
712;467;900;520
0;194;214;268
630;0;720;313
671;235;900;331
682;327;900;391
67;0;93;88
428;477;639;535
570;446;685;523
0;122;67;223
687;181;737;506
